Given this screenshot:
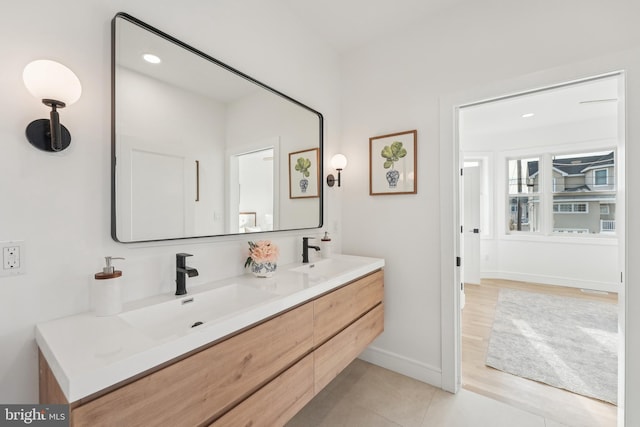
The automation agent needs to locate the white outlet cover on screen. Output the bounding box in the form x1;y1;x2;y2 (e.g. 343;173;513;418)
0;240;25;277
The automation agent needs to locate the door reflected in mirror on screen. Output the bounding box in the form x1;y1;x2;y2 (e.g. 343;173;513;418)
112;13;323;242
227;143;278;234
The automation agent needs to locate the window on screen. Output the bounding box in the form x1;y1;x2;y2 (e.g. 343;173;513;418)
595;169;608;186
507;157;540;232
508;157;538;194
506;151;616;235
551;151;615;235
553;203;588;213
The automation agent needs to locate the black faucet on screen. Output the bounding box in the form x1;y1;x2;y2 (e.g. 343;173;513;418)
302;237;321;264
176;253;199;296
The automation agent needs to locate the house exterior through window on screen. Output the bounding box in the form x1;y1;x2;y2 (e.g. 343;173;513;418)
507;157;539;232
507;151;616;235
595;169;608;186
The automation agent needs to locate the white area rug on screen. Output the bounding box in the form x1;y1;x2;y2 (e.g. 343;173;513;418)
485;289;618;404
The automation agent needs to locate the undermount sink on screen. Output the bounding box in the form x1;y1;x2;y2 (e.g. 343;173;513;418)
119;283;277;340
290;257;360;278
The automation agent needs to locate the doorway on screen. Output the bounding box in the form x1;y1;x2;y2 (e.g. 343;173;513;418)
455;73;625;425
226;137;280;234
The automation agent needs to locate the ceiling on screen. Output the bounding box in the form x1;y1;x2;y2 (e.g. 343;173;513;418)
460;76;620;137
116;15;261;102
278;0;465;53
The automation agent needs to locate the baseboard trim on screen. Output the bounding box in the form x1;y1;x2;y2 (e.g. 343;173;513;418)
480;271;620;293
358;345;442;388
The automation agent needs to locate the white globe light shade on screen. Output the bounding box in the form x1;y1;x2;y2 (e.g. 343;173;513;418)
331;154;348;170
23;60;82;106
142;53;162;64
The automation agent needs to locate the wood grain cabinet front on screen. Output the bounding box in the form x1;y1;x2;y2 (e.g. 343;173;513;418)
71;302;314;427
314;304;384;393
313;269;384;346
210;354;314;427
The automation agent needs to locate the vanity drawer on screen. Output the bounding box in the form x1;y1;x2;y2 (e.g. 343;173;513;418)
314;303;384;393
313;269;383;346
71;302;314;427
211;354;314;427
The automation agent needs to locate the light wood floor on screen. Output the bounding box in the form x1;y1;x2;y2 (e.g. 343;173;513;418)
462;278;618;427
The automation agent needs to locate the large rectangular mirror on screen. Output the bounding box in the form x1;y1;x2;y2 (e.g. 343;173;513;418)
111;13;323;243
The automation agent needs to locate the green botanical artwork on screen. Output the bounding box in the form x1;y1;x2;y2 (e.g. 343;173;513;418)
295;157;312;177
380;141;407;169
370;130;416;194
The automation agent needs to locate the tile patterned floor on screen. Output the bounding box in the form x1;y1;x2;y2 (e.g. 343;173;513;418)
287;359;568;427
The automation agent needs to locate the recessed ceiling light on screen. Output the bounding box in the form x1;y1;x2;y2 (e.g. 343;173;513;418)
142;53;161;64
521;113;535;118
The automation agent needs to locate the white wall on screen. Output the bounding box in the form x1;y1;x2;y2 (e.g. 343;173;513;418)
0;0;341;403
340;1;640;424
480;237;618;290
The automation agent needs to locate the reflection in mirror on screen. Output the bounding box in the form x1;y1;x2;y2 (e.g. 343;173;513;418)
238;149;274;233
227;142;278;234
111;13;323;242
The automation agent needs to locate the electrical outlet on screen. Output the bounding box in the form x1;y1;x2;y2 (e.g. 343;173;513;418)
1;240;25;277
4;246;19;268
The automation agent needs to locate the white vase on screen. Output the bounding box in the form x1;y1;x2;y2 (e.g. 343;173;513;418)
251;261;277;278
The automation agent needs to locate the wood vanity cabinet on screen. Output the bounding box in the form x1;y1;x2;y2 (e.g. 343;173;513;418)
39;269;384;427
211;354;315;427
314;304;384;393
71;303;315;427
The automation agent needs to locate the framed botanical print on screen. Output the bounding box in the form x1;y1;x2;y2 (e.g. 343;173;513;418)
369;130;417;195
289;148;320;198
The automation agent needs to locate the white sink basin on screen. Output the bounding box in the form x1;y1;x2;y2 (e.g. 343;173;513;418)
119;284;277;340
290;257;361;279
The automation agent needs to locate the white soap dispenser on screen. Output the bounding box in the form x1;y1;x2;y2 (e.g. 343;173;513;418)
320;232;332;258
93;256;125;316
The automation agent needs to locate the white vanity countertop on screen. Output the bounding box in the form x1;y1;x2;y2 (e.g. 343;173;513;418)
35;254;384;403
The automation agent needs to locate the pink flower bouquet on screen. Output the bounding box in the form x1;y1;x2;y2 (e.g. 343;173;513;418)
245;241;279;277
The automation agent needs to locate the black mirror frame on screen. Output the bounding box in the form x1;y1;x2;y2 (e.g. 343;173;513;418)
110;12;324;243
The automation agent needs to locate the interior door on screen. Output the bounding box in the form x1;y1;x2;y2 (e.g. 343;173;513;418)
463;164;481;285
131;149;188;241
116;134;194;241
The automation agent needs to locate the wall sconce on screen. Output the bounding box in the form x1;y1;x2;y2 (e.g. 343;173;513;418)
23;60;82;152
326;154;347;187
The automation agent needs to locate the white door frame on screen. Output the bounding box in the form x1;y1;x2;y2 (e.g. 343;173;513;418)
226;137;281;234
439;64;626;424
